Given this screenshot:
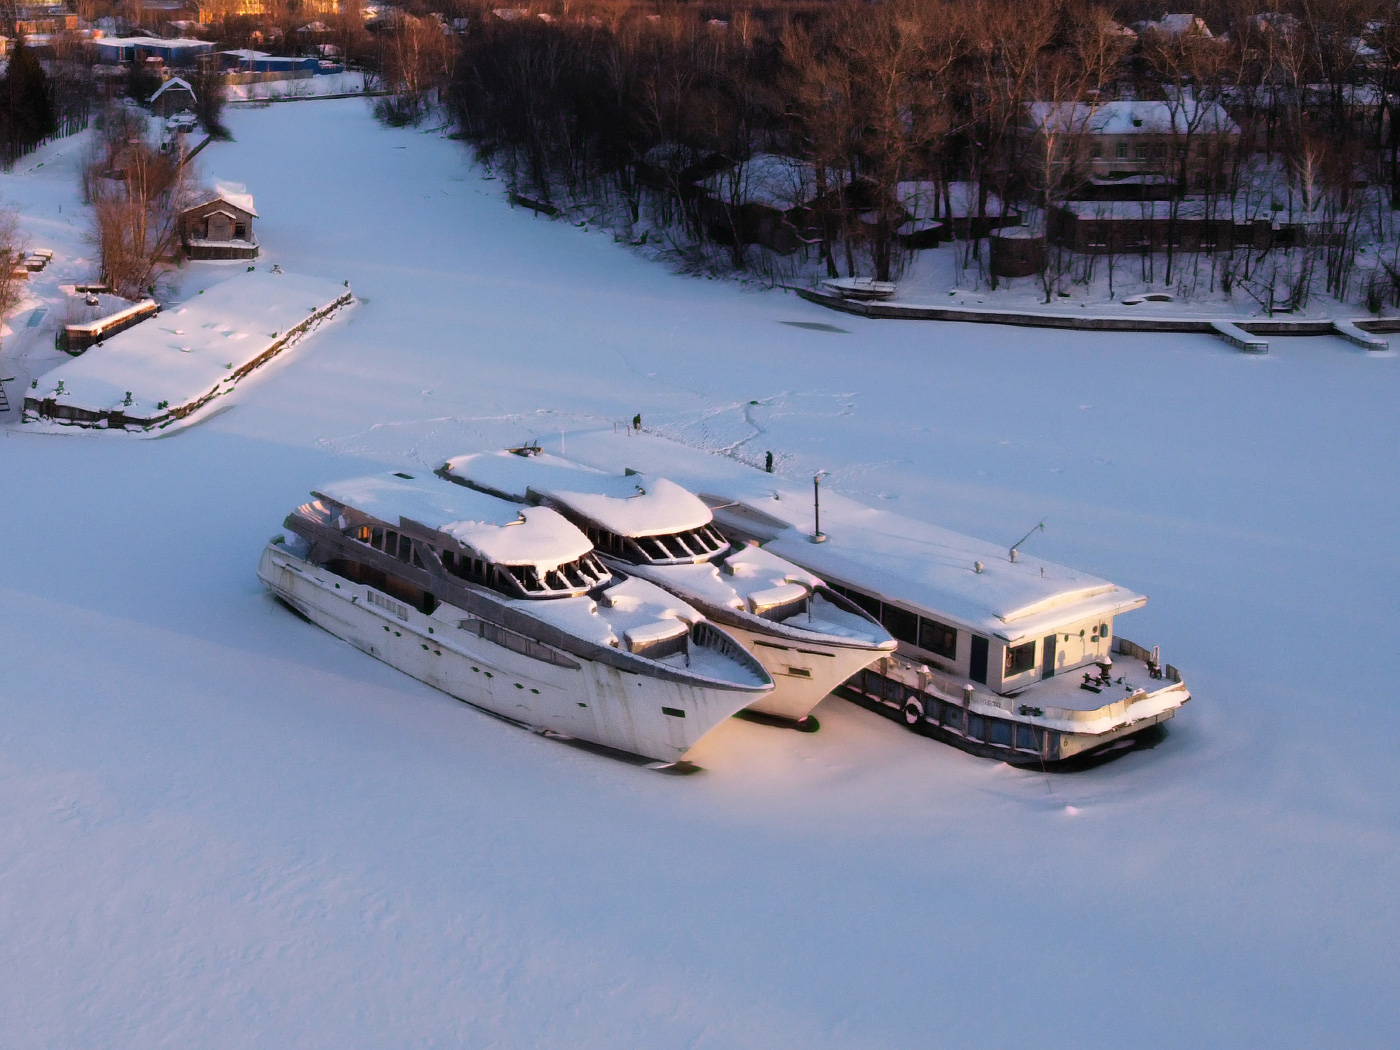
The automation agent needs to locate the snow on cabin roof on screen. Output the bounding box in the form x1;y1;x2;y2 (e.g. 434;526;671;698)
700;154;836;210
443;451;715;538
315;472;594;572
896;181;1006;220
150;76;195;101
544;431;1149;644
1026;99;1238;137
209;179;257;217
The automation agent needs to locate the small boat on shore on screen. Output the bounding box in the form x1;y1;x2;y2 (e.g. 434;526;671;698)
438;449;896;730
258;470;772;767
820;277;897;301
542;431;1190;768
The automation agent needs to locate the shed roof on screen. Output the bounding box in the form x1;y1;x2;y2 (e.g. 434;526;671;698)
150;76;195;102
1027;99;1238;137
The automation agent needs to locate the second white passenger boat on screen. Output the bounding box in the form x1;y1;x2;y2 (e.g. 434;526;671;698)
438;449;896;729
257;471;773;767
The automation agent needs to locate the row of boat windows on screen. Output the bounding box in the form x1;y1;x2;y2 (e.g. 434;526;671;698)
352;524;609;596
584;523;727;564
827;582;959;661
355;525;426;569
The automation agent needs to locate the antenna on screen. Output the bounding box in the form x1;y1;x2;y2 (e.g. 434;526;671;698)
810;471;828;543
1009;519;1045;562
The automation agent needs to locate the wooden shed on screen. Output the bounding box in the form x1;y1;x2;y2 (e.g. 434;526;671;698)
149;76;196;118
179;184;259;261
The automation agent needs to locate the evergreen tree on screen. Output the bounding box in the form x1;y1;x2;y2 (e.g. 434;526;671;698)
1;38;57;155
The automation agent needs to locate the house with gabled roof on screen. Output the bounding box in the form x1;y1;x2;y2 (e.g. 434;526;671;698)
179;181;259;260
148;76;196;117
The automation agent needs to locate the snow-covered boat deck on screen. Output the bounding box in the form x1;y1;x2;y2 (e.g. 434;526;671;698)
998;647;1179;714
22;271;351;432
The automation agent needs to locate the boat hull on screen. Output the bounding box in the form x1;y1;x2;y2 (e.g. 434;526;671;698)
841;656;1189;769
723;623;890;722
258;544;757;764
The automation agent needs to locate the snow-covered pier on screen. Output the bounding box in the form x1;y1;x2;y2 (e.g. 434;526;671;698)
22;272;351;432
1210;319;1268;354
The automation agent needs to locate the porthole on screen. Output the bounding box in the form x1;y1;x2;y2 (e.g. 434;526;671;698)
383;625;390;632
515;683;524;690
531;689;540;694
471;666;479;672
421;644;429;651
484;672;493;678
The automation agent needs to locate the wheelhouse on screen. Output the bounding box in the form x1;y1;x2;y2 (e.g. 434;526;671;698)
301;472;612;605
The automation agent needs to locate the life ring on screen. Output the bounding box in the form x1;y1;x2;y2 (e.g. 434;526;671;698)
903;697;925;727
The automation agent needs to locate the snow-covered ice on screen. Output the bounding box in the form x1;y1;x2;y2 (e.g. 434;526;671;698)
0;100;1397;1049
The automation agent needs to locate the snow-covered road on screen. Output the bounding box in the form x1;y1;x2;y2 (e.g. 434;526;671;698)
1;100;1396;1048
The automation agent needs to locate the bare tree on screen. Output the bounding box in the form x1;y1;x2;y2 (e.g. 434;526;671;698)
84;110;191;298
0;206;28;352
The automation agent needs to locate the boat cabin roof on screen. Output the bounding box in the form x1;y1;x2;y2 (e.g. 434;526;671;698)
443;450;714;538
314;471;594;572
543;431;1148;644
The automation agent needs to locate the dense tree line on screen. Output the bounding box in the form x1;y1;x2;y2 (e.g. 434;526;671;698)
427;0;1400;305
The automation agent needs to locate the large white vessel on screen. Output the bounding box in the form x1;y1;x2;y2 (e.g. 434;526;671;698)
257;471;773;767
438;449;896;729
538;431;1191;768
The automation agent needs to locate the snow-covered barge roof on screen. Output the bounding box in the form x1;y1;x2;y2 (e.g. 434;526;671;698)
545;432;1148;645
443;450;714;538
316;471;594;571
23;272;350;432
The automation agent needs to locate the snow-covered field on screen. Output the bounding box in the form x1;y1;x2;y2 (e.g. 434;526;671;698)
1;100;1397;1048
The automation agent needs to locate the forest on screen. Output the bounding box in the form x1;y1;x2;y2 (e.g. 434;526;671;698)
433;0;1400;308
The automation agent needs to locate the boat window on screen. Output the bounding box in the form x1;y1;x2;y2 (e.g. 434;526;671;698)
626;526;730;564
836;584;882;620
1005;641;1036;676
880;604;919;645
918;617;958;660
371;526;384;550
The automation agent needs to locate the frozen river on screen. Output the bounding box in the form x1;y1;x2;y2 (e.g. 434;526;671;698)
1;100;1396;1048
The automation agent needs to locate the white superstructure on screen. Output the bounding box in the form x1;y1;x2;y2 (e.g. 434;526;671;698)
538;431;1190;767
439;450;896;728
258;471;772;766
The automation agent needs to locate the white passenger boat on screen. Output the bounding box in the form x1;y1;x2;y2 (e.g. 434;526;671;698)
257;471;773;767
438;450;896;730
540;431;1191;768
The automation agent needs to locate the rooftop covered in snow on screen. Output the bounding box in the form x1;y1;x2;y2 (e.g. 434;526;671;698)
316;471;595;572
546;431;1148;644
443;450;715;538
1026;99;1239;137
23;272;349;431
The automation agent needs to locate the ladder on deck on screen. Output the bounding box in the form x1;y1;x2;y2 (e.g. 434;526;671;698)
0;376;13;413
